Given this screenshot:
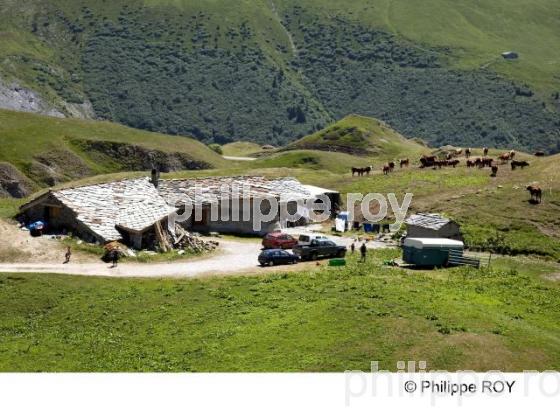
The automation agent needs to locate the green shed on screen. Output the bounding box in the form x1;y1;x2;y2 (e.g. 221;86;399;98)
402;238;464;267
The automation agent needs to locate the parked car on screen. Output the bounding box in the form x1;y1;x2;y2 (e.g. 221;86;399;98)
262;232;298;249
293;239;346;261
297;234;328;246
258;249;299;266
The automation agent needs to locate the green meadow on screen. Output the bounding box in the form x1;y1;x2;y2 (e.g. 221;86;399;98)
1;251;559;372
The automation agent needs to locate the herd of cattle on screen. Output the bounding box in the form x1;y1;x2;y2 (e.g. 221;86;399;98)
351;147;544;203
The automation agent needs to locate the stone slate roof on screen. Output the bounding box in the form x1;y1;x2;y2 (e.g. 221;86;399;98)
22;176;337;243
158;176;322;207
405;213;453;231
51;178;174;241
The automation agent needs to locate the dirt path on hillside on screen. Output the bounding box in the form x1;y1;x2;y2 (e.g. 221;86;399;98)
222;155;257;161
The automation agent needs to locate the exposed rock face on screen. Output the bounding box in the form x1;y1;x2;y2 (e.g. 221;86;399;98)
0;162;34;198
26;149;94;187
74;140;213;172
0;79;64;118
63;100;96;119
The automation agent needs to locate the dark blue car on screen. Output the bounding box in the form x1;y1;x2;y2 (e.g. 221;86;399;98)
258;249;299;267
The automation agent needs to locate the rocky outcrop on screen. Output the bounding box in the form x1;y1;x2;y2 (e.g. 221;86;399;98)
0;162;34;198
73;140;213;172
27;150;94;187
0;79;64;118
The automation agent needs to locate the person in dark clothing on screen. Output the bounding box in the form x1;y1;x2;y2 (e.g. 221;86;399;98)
63;246;71;264
110;250;120;268
360;242;367;262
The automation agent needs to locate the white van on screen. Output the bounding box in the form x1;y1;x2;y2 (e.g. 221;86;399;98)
297;234;328;246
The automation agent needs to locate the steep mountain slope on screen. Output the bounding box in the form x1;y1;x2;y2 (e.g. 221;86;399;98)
0;109;226;196
1;0;559;151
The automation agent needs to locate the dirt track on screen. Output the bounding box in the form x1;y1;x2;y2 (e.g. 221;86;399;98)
0;221;394;279
0;239;272;278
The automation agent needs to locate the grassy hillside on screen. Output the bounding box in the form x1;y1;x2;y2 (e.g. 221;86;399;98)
1;0;559;151
276;0;560;93
0;109;226;193
1;253;559;371
287;114;426;157
221;141;266;157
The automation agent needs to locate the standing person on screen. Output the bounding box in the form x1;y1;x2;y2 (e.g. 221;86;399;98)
110;250;120;268
63;246;72;264
360;242;367;262
351;242;355;254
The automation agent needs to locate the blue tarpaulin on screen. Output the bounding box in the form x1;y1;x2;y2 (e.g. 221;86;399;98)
28;221;45;231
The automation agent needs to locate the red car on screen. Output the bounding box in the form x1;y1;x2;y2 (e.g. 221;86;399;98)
262;232;298;249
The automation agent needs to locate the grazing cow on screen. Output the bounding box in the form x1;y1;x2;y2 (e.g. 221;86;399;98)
466;159;475;168
483;147;489;156
475;157;492;168
400;158;410;168
490;165;498;177
382;164;391;175
352;166;372;176
526;185;542;204
465;148;472;159
534;151;545;157
511;160;529;170
420;155;437;168
498;152;511;163
447;159;460;168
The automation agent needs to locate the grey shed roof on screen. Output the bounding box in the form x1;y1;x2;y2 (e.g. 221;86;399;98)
405;213;453;231
49;178;174;241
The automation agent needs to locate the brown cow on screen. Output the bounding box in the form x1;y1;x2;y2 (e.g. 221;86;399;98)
388;161;395;171
351;166;372;176
382;164;391;175
481;158;493;168
465;148;472;159
490;165;498;177
400;158;410;168
483;147;489;156
447;159;460;168
466;159;475;168
420;155;437;168
498;153;511;163
527;185;542;204
510;150;516;160
534;151;545;157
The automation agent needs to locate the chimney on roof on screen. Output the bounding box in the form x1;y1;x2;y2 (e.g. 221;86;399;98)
151;168;160;188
